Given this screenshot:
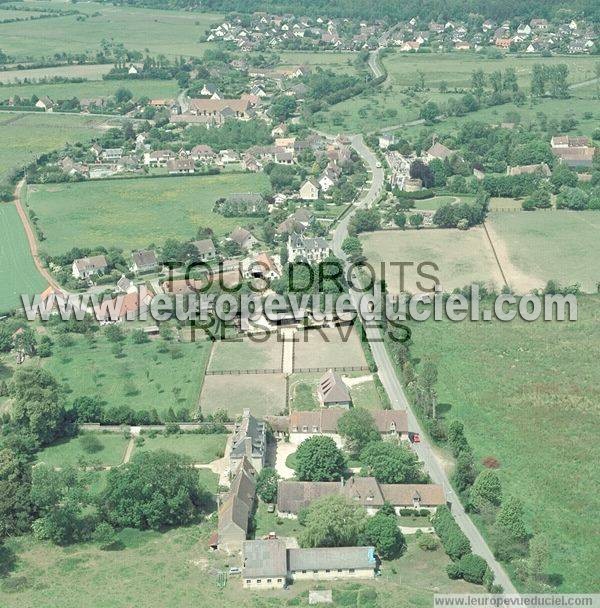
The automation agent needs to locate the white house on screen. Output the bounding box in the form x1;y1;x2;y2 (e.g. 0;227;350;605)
299;178;320;200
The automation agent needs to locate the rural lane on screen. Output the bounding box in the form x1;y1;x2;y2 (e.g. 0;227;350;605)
331;135;518;594
13;178;60;291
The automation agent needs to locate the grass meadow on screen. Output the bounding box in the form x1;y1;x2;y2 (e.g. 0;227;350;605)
27;173;270;254
293;327;367;370
0;2;222;61
0;528;480;607
41;333;211;418
0;111;106;182
0;64;113;84
0;79;179;102
208;335;283;373
361;228;504;294
408;296;600;592
0;204;47;313
487;211;600;293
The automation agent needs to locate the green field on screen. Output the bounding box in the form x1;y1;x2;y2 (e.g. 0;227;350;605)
0;64;113;84
411;195;475;211
27;173;270;254
0;2;222;61
408;296;600;592
42;333;211;417
487;211;600;293
208;335;283;372
384;52;599;90
134;434;227;464
277;50;359;73
0;78;179;102
36;433;130;468
361;227;504;294
0;111;107;182
0;204;46;313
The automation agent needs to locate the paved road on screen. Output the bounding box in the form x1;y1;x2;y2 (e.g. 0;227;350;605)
332;135;517;594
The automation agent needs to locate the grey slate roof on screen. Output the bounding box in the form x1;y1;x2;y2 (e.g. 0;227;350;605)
230;409;266;460
317;369;351;405
242;539;288;578
288;546;376;572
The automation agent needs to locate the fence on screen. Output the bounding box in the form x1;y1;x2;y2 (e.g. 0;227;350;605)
293;365;370;374
205;367;282;376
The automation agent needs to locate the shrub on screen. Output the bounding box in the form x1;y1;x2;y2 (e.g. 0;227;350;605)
432;506;471;561
458;553;489;584
417;534;439;551
446;563;462;579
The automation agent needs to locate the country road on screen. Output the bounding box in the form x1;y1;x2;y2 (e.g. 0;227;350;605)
331;136;518;594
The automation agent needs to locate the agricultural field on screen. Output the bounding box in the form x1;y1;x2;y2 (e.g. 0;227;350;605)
0;78;180;102
0;204;46;313
208;335;283;373
361;227;504;294
0;2;223;61
41;333;211;418
293;326;368;370
199;373;287;418
383;52;599;91
277;50;359;73
408;296;600;592
0;111;107;182
26;173;271;254
0;63;113;84
0;527;479;607
133;433;228;464
36;433;130;468
411;195;475;211
486;211;600;293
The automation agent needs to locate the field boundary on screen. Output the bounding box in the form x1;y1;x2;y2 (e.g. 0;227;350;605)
205;368;281;376
294;365;370;373
482;221;509;288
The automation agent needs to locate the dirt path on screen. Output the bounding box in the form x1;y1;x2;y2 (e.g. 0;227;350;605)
484;219;544;294
13;179;60;291
122;437;136;464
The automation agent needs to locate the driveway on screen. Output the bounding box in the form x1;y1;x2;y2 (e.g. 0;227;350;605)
274;440;297;479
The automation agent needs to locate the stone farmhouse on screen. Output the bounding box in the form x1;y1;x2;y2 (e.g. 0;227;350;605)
551;135;596;168
217;457;257;553
229;409;267;474
130;249;158;274
317;369;352;408
277;477;446;517
242;539;377;590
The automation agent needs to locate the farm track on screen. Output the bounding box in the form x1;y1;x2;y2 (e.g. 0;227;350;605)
13;178;59;291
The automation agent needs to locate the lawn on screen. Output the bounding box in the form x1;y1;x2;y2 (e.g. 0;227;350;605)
253;502;305;538
27;173;270;254
199;373;287;418
412;195;474;210
408;295;600;592
0;111;107;183
361;227;504;294
42;333;211;417
134;433;228;464
0;528;481;607
36;433;130;468
208;335;283;373
487;210;600;293
0;79;179;102
0;204;47;313
0;2;222;61
489;197;522;211
293;327;368;370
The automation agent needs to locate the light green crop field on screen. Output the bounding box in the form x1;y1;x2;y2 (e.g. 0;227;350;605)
0;204;47;313
36;433;130;468
0;63;113;83
487;211;600;293
293;327;367;370
411;195;475;210
0;111;107;182
277;50;359;73
41;333;211;417
408;296;600;592
361;227;504;294
0;2;223;61
0;529;481;607
133;434;227;464
27;172;270;254
0;78;179;102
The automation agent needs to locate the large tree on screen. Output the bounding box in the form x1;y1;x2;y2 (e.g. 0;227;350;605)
299;495;366;548
295;436;346;482
361;511;406;559
360;441;426;484
337;408;380;454
11;368;66;446
256;467;279;504
0;446;33;538
471;470;502;508
101;450;206;530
